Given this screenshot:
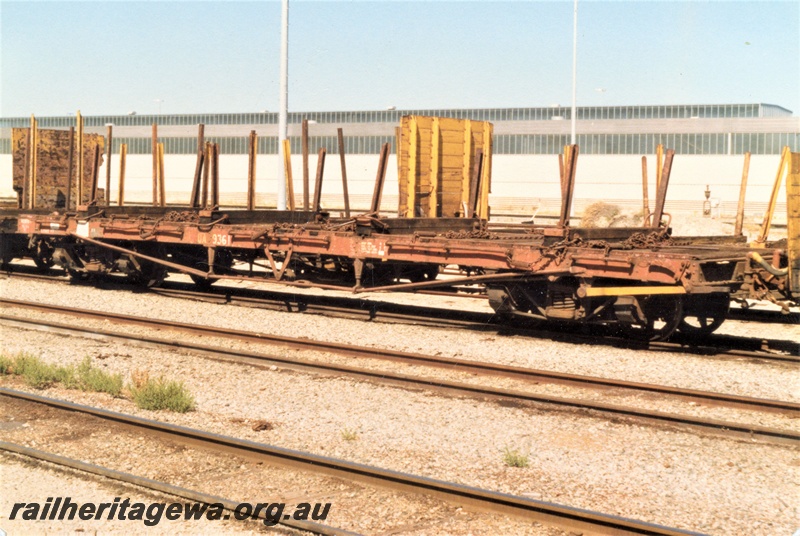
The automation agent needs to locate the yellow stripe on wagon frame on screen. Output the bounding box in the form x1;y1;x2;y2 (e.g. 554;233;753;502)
581;286;687;297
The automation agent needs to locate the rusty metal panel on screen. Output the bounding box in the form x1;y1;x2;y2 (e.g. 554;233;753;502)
13;128;105;208
398;116;492;219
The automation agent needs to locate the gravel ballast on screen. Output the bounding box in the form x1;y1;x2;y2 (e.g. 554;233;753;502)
1;276;798;535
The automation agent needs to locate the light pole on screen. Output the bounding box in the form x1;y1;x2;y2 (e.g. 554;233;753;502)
570;0;577;145
154;98;164;115
277;0;289;210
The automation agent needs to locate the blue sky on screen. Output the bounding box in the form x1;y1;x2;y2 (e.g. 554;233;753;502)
1;1;798;117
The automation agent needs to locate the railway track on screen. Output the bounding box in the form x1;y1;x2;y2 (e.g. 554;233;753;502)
2;269;489;329
0;389;701;535
0;441;349;535
147;283;800;361
2;269;798;362
2;300;797;445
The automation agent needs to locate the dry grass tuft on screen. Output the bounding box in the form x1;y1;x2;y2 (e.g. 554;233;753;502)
0;353;121;395
581;202;643;228
129;375;195;413
502;447;529;468
341;428;359;441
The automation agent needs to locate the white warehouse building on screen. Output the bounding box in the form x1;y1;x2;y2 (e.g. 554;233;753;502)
1;103;798;225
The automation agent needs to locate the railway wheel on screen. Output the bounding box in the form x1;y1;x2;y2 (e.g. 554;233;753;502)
190;273;217;290
487;287;514;320
678;294;728;336
31;239;55;272
128;260;167;288
67;269;90;282
33;254;54;271
0;237;16;267
189;250;233;290
618;295;683;341
124;246;168;288
407;264;440;283
678;313;726;336
487;284;545;326
361;262;395;287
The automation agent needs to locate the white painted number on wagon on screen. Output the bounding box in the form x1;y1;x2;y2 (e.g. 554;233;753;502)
199;233;230;246
211;233;229;246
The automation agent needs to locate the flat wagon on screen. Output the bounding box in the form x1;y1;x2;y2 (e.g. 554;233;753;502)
2;116;797;341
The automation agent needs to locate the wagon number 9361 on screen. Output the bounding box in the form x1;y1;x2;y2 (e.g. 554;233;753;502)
199;232;231;246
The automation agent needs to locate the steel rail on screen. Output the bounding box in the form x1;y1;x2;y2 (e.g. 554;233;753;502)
652;338;799;361
113;287;800;361
147;286;486;329
2;309;798;445
0;389;700;536
0;441;352;536
1;307;797;417
416;288;489;298
2;270;798;360
0;270;488;329
185;281;800;361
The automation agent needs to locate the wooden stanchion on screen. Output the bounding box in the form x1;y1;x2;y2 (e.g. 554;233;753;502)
29;115;38;208
202;142;211;209
118;144;127;206
371;143;390;214
734;152;751;236
105;124;113;205
158;142;166;207
641;156;650;225
337;128;350;218
302;119;310;210
282;139;295;211
313;148;326;213
77;111;84;206
66;127;75;209
211;143;220;209
247;131;256;210
90;144;100;203
151;123;158;205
